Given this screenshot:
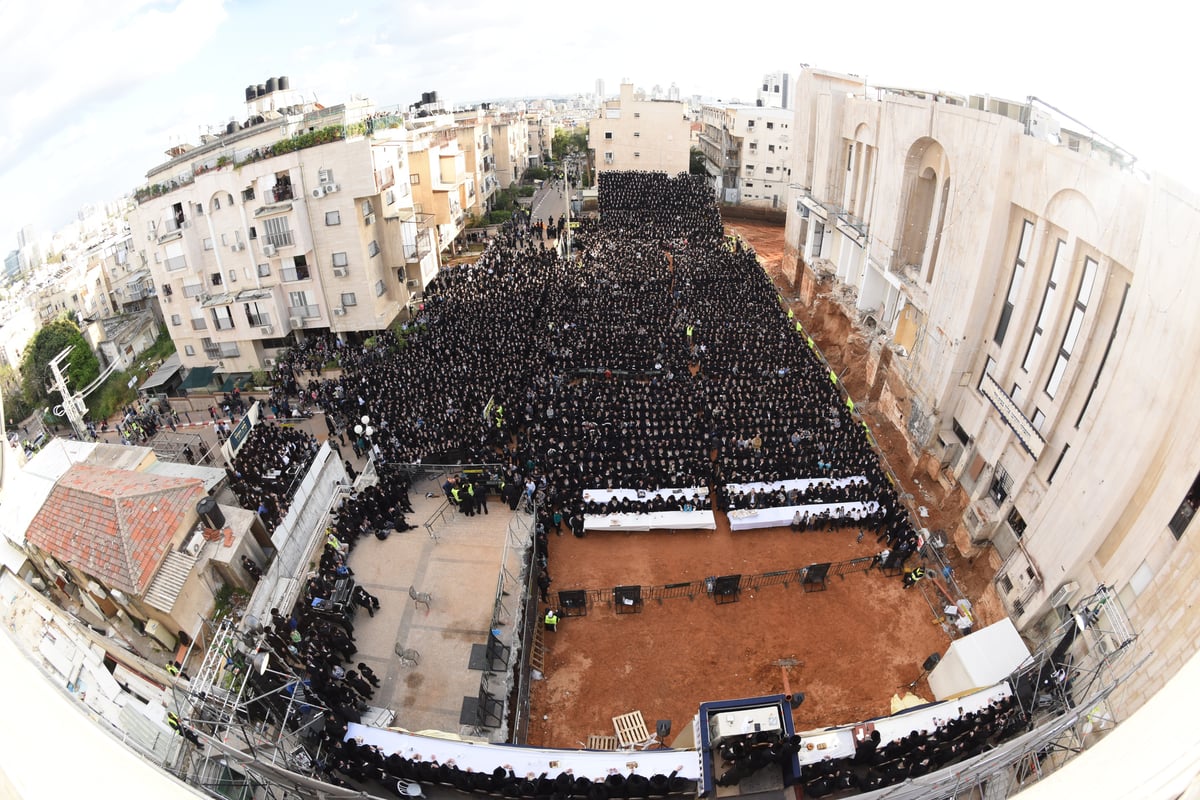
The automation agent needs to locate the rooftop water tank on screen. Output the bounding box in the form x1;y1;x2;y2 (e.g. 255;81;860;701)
266;76;278;94
245;85;256;102
279;75;290;91
256;83;266;97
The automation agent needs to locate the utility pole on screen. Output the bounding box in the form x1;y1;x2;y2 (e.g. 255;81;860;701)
47;347;89;441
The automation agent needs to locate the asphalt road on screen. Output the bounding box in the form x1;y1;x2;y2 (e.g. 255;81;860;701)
529;179;567;233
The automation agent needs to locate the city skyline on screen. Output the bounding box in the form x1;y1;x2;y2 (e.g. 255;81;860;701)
0;0;1188;248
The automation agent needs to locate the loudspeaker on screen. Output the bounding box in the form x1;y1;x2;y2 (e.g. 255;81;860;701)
922;653;942;672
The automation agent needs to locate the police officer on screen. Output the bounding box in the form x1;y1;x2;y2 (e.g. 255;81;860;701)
903;566;926;589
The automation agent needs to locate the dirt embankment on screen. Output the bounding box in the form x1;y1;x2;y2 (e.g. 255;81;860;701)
725;221;999;622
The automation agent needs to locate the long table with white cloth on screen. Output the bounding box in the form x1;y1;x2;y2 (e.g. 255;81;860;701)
583;486;715;532
792;682;1012;765
582;486;710;504
344;724;702;781
724;475;868;496
585;510;717;532
728;501;879;531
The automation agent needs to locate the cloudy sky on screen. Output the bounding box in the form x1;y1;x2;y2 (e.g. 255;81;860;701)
0;0;1192;249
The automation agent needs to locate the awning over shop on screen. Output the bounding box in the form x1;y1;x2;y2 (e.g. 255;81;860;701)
179;365;217;391
219;374;251;393
139;353;182;392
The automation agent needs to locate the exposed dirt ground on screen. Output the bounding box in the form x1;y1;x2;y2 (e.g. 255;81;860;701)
526;220;997;749
528;514;951;748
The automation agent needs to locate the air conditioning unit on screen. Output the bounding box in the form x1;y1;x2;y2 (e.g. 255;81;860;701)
1049;581;1079;608
312;188;325;199
143;619;177;651
289;315;305;329
364;213;376;226
325;183;340;194
230;242;245;252
258;325;274;336
332;266;348;277
262;244;277;257
183;530;205;556
263;357;275;367
406;278;420;289
332;307;346;317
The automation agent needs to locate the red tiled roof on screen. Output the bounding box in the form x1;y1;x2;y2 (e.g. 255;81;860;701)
26;464;207;596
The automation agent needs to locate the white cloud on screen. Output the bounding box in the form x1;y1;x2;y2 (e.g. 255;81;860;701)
338;10;358;26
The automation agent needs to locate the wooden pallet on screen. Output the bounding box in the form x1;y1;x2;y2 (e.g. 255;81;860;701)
586;734;619;751
612;710;651;748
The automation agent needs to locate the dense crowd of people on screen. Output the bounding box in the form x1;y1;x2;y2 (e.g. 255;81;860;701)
796;695;1026;795
227;421;320;529
214;170;995;794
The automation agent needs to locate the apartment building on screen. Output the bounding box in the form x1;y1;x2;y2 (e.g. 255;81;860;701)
128;81;440;375
454;110;498;218
589;82;690;175
699;103;792;207
757;70;791;109
492;114;530;189
782;66;1200;716
408;116;472;256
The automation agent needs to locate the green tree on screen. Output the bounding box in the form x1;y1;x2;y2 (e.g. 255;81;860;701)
20;316;100;416
551;128;589;161
690;147;707;176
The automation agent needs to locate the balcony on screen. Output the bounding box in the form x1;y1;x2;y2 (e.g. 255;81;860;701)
281;264;310;282
191;318;208;331
157;222;183;244
213;317;235;331
262;230;294;249
203;341;240;360
289;304;320;319
164;254;187;271
246;312;271;327
271;183;295;203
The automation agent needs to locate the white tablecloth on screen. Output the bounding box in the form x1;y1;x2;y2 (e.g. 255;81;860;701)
792;682;1012;766
345;724;703;780
584;510;717;532
728;501;879;531
582;486;709;503
724;475;867;495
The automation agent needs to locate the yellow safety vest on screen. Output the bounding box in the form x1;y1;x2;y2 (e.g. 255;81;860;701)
544;611;558;626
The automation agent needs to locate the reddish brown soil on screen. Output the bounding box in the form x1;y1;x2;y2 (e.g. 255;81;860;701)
528;514;950;748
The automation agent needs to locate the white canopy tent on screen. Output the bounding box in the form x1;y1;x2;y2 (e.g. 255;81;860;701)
928;617;1031;701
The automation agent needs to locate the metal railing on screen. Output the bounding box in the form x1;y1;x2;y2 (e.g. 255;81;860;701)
558;552;895;613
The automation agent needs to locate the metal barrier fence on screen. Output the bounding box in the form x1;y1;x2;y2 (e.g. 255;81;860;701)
789;308;976;622
560;553;888;613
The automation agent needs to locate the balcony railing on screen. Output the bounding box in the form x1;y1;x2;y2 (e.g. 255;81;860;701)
271;183;295;203
165;255;187;271
213;317;235;331
289;304;320;319
246;313;271;327
203;342;240;360
281;265;310;282
191;319;208;331
262;230;294;248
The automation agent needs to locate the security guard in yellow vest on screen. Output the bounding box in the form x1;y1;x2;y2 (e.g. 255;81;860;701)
544;609;558;632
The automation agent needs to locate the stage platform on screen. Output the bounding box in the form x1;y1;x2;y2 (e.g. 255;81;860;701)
344;473;527;741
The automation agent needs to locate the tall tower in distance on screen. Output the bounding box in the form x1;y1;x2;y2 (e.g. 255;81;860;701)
595;78;605;104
